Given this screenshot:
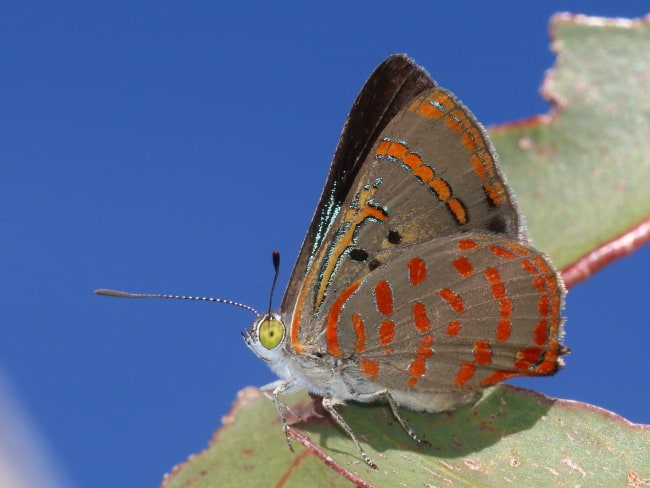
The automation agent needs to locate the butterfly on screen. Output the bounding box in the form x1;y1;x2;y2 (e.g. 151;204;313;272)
97;54;566;469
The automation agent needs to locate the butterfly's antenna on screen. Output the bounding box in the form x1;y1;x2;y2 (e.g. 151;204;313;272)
267;250;281;315
94;289;259;315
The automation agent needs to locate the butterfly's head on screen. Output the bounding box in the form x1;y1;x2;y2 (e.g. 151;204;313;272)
242;312;287;362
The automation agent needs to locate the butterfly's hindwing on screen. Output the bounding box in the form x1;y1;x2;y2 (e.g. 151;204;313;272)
324;233;565;393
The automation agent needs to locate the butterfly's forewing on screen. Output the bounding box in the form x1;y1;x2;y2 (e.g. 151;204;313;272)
280;54;435;314
283;55;544;357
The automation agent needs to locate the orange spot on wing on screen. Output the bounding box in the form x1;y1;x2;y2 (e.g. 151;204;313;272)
484;268;505;299
447;198;468;225
470;151;493;180
546;274;557;293
366;205;389;221
447;319;462;337
359;359;379;379
407;257;427;286
416;100;443;119
416;90;453;119
533;276;546;292
408;357;427;380
374;280;393;316
379;320;395;347
412;302;430;332
534;319;548;346
461;127;485;153
439;288;464;313
521;258;538;275
484;268;512;341
496;318;511;342
430;178;451;200
387;141;408;160
444;112;464;133
483;182;504;208
455;362;476;386
496;298;512;341
403;152;422;170
459;238;480;250
534;352;559;374
407;335;434;388
376;139;391;156
490;245;517;259
533;256;551;274
503;242;530;256
452;256;473;277
538;294;550;317
417;335;434;356
514;347;542;370
500;298;512;316
413;165;434;183
473;339;492;365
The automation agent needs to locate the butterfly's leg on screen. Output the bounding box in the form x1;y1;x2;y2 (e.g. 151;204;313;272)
357;389;430;446
322;393;377;469
260;380;296;452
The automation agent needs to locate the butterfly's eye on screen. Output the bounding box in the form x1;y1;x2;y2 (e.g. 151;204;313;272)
258;317;285;350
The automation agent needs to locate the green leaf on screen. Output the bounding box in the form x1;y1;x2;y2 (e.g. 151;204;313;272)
163;386;650;487
161;388;356;488
162;14;650;488
293;385;650;487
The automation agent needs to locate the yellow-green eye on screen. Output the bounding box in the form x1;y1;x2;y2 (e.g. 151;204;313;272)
259;318;285;350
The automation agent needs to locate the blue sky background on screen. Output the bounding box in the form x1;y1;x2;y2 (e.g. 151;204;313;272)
2;2;649;487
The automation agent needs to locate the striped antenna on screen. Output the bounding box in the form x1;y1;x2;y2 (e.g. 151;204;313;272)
94;289;259;315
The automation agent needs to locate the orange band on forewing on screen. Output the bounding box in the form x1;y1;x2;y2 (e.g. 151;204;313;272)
447;198;468;225
375;134;469;226
430;178;451;200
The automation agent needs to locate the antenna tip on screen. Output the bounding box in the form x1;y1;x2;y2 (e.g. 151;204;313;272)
95;289;129;297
